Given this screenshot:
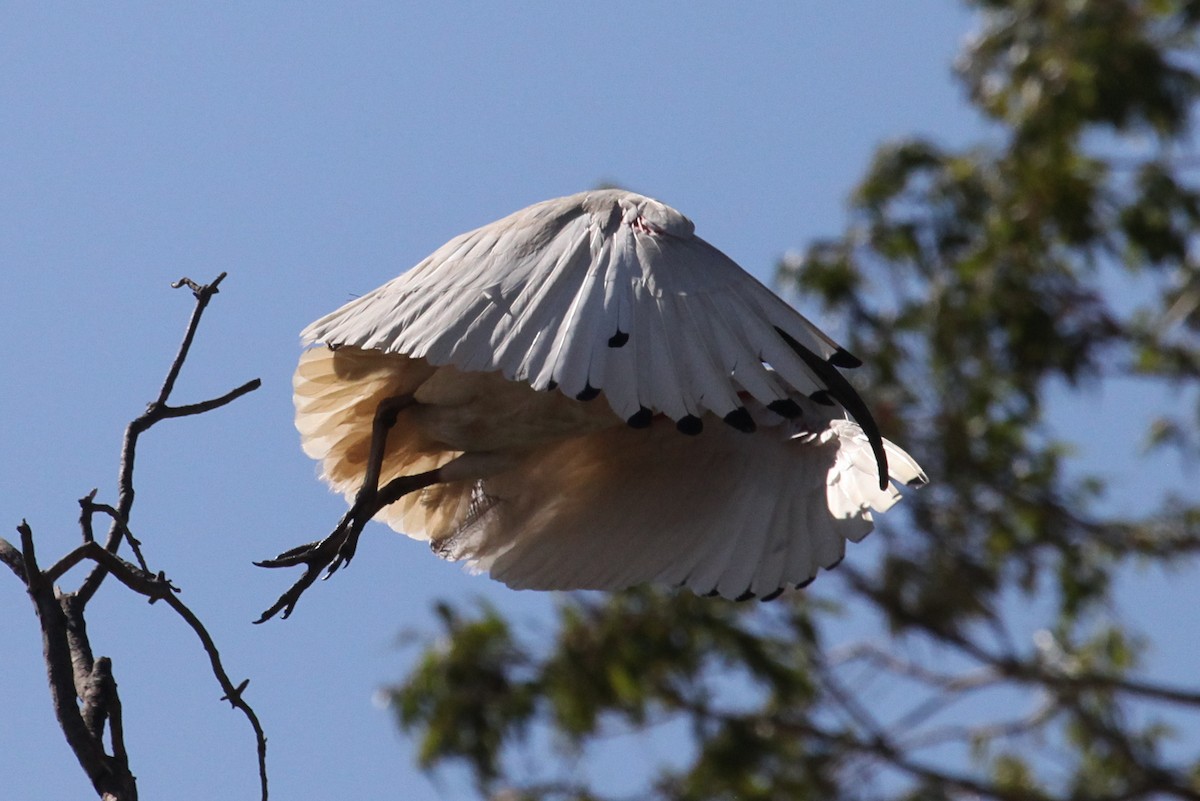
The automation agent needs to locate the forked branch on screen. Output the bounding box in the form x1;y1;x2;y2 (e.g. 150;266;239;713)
0;274;267;801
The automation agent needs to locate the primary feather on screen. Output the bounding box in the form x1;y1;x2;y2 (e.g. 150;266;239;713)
295;189;925;599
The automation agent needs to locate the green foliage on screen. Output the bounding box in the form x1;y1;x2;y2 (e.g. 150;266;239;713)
391;2;1200;798
396;602;535;782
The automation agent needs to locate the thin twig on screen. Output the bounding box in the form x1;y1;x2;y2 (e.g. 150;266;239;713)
78;273;259;606
157;379;263;419
73;535;270;799
839;564;1200;709
66;538;271;799
830;641;1003;691
79;498;150;573
160;592;270;799
896;696;1059;751
159;273;227;406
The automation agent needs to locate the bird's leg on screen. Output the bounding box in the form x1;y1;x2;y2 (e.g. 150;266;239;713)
355;393;414;519
255;394;440;622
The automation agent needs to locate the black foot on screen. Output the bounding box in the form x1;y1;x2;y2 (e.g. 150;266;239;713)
254;500;373;623
255;468;443;623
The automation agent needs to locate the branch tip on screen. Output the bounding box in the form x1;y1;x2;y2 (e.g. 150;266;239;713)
171;271;227;298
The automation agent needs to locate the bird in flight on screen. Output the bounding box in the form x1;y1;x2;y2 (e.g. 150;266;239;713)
257;189;925;621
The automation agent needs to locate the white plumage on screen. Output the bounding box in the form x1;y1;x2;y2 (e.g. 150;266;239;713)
292;189;925;602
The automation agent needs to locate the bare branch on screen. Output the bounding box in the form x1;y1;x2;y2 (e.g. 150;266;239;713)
78;543;177;599
80;656;111;741
40;537;268;800
159;272;227;406
80;497;149;572
42;544;93;585
77;273;260;605
896;697;1059;751
157;378;263;419
62;594;98;705
0;534;26;583
17;521;133;799
78;490;99;544
160;592;270;800
830;641;1003;692
95;658;130;769
840;564;1200;709
4;274;268;800
19;520;41;579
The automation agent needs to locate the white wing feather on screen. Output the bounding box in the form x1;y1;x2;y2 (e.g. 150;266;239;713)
302;189;857;426
436;395;919;600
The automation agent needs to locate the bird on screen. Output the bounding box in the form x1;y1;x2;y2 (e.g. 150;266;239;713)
257;189;926;620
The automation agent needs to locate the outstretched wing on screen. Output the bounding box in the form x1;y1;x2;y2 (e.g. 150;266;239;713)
302;189;888;483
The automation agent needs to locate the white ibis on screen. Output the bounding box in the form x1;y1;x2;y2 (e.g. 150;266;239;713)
258;189;925;620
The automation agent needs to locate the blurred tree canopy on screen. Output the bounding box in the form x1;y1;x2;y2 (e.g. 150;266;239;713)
390;2;1200;799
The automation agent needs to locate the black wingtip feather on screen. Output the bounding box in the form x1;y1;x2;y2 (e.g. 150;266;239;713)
767;398;804;419
809;390;836;406
676;415;703;436
607;330;629;348
735;590;756;602
626;407;654;429
576;383;601;401
774;326;889;491
829;347;863;369
722;407;756;433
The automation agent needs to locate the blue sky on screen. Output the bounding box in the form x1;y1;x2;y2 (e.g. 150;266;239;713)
2;4;1192;800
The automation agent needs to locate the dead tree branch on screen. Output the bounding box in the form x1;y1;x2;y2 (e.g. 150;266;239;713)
79;272;261;605
1;274;267;801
